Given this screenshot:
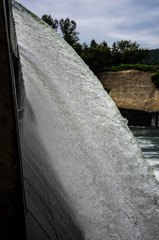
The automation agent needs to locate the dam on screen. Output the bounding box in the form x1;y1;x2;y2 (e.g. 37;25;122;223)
1;1;159;239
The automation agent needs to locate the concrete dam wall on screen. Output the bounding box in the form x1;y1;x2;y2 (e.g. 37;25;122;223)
1;1;159;239
0;0;26;238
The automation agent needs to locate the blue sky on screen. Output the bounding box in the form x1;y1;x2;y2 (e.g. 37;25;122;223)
17;0;159;49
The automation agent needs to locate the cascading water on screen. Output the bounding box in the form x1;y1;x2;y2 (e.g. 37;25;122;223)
131;126;159;182
12;1;159;239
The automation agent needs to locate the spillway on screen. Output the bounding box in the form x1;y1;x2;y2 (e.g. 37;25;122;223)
11;1;159;239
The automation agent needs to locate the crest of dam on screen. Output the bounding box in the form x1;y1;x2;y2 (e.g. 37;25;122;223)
11;1;159;239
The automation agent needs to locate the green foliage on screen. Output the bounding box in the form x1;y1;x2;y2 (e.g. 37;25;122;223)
42;15;79;48
80;40;112;74
108;64;159;72
42;14;58;31
151;73;159;88
59;18;79;47
73;43;83;55
142;49;159;65
111;40;149;65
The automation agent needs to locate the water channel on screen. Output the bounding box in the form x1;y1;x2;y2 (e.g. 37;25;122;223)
130;126;159;181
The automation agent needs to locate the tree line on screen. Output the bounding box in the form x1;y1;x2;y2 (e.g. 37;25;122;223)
42;14;150;75
142;49;159;65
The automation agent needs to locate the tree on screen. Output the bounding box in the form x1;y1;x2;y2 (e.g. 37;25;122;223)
111;40;149;65
42;15;80;48
73;42;83;55
59;18;79;47
111;42;121;66
142;49;159;65
90;39;98;48
42;14;58;31
81;40;112;74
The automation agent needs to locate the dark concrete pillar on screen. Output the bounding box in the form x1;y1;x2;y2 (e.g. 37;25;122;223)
0;0;27;239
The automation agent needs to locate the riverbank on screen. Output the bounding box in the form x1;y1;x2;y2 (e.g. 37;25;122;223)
99;70;159;112
99;70;159;126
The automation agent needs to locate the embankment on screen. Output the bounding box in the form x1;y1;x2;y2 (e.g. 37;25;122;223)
99;70;159;125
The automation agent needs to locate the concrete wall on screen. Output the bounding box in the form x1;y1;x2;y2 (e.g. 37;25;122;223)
0;1;26;239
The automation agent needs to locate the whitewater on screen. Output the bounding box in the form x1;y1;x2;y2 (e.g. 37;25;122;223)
12;1;159;239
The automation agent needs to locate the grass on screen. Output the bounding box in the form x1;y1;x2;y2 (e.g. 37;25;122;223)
107;64;159;72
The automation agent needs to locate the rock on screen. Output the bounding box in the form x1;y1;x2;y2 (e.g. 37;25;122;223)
99;70;159;112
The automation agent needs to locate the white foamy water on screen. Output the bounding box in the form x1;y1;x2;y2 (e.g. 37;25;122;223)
131;126;159;184
13;1;159;239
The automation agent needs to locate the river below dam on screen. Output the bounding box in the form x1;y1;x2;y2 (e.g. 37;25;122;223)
130;126;159;182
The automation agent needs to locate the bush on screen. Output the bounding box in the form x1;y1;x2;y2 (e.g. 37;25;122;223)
107;64;159;72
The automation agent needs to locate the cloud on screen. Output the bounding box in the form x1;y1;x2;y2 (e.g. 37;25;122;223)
17;0;159;48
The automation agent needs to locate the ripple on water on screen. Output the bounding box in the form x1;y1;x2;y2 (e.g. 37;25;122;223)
130;126;159;182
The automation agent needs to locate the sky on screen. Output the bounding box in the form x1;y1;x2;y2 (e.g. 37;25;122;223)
17;0;159;49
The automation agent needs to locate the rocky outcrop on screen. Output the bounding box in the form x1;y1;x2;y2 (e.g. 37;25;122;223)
99;70;159;112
